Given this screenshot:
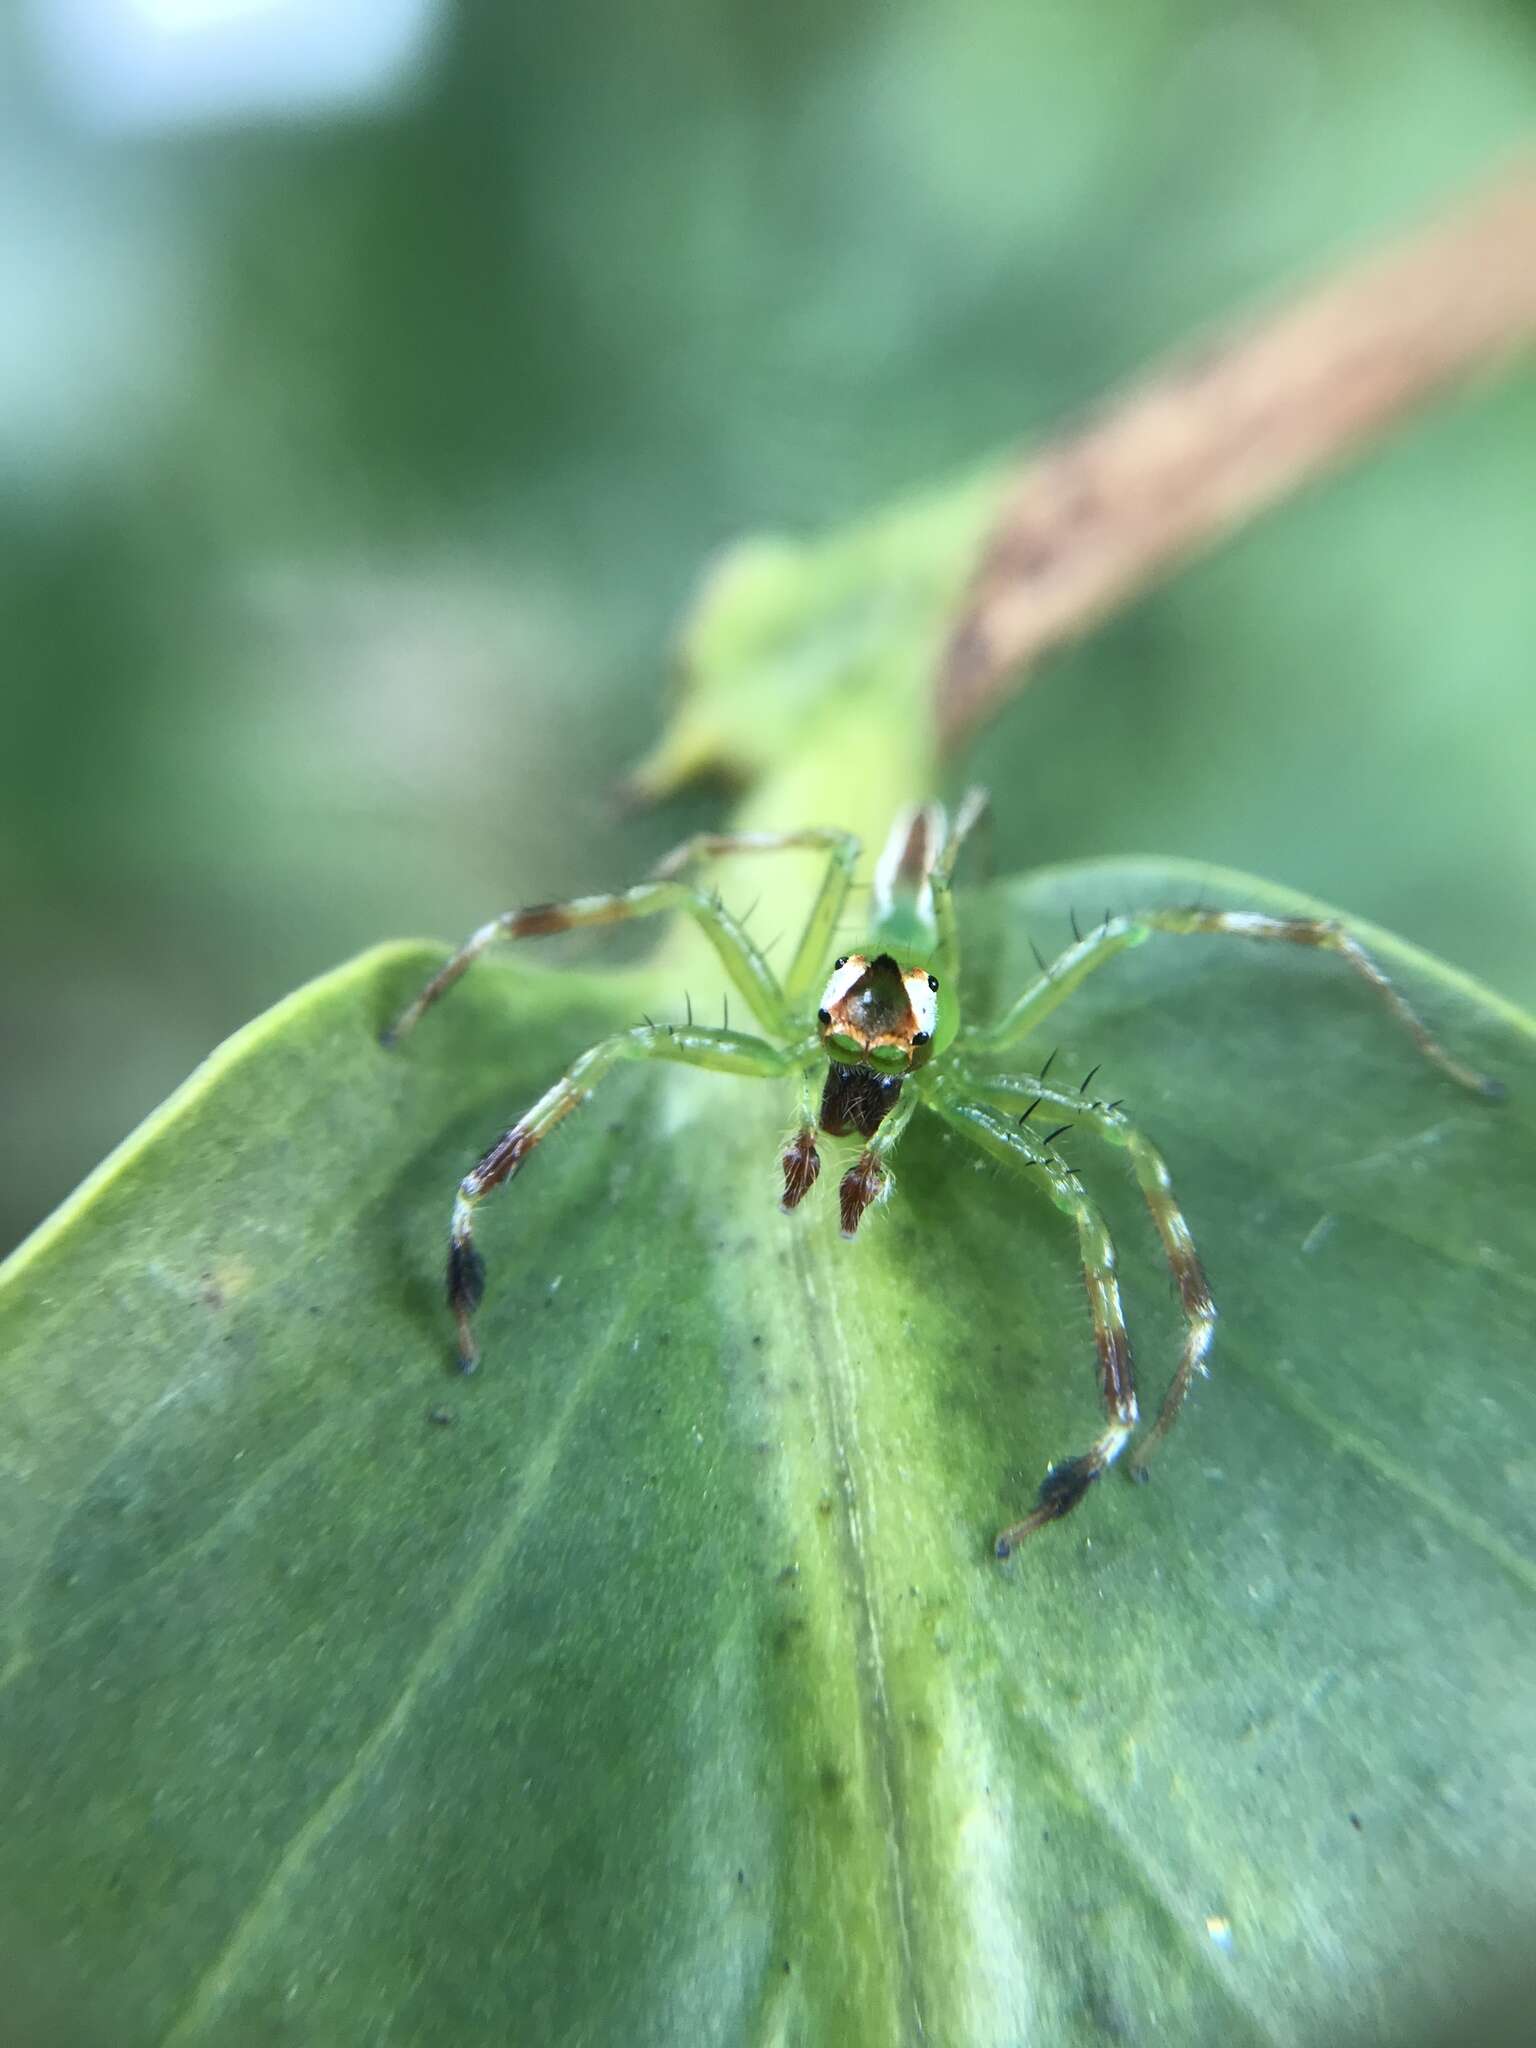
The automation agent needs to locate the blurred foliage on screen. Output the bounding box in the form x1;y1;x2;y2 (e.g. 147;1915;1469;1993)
3;0;1535;1252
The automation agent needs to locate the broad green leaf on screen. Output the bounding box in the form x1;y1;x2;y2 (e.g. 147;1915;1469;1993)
2;859;1532;2048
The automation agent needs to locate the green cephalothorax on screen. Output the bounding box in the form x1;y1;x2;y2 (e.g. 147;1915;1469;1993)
386;787;1503;1559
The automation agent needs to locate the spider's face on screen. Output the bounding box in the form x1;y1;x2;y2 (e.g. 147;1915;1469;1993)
815;952;942;1074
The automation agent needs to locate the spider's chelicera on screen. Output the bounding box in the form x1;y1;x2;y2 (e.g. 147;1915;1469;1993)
383;791;1502;1558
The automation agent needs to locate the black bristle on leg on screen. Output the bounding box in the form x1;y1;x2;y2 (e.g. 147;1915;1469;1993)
447;1239;486;1316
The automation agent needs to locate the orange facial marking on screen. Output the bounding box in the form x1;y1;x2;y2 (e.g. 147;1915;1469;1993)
819;952;925;1066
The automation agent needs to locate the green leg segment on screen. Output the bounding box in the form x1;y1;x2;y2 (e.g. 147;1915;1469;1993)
962;1069;1218;1473
383;878;795;1046
651;825;862;1013
926;1079;1138;1554
974;906;1504;1097
928;787;989;984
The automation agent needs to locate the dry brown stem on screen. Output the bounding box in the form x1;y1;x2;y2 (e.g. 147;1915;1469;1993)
938;158;1536;747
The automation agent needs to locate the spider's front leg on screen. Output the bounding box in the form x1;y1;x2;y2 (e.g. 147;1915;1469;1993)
975;905;1503;1098
928;1084;1139;1555
651;824;861;1010
447;1024;812;1369
382;878;791;1047
384;825;859;1049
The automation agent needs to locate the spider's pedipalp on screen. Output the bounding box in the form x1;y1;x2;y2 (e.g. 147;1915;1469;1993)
780;1126;822;1212
836;1085;918;1238
838;1152;888;1238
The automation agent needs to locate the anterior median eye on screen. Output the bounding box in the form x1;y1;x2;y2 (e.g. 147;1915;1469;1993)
869;1045;908;1073
827;1034;863;1062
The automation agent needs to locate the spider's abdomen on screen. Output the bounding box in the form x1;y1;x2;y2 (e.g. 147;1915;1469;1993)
819;1063;903;1139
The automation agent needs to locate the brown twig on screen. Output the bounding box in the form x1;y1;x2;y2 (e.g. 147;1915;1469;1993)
938;157;1536;748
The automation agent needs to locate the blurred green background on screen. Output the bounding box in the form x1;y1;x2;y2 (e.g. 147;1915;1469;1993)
3;0;1534;1257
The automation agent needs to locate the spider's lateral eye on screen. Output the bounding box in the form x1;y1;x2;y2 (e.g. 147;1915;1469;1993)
913;1030;931;1046
927;973;939;991
817;1008;831;1025
834;956;847;969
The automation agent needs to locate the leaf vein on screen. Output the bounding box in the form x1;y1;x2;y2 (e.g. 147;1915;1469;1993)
158;1314;624;2047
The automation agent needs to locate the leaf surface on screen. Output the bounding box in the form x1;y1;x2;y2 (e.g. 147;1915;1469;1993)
2;860;1532;2048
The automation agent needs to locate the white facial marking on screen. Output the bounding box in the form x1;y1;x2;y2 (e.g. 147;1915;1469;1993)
820;953;868;1012
903;971;939;1040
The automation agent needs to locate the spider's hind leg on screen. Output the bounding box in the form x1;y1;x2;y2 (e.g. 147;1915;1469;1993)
928;1086;1138;1555
969;1070;1218;1479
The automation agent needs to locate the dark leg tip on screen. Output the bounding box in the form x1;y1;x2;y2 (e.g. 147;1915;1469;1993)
1129;1461;1151;1486
447;1239;487;1315
1478;1075;1508;1103
1035;1453;1101;1521
994;1534;1013;1561
378;1027;398;1051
